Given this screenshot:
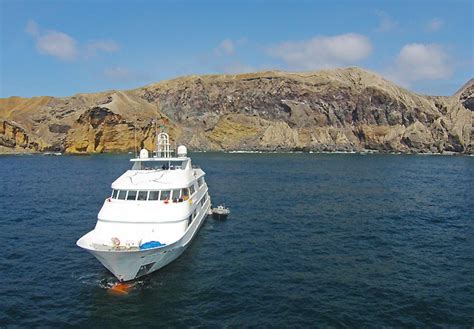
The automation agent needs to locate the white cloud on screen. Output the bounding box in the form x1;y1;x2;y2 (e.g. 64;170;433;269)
210;39;253;73
215;39;235;56
214;38;247;56
37;31;78;60
425;18;444;32
388;43;453;85
25;20;39;36
267;33;373;70
86;40;120;56
375;10;398;32
25;20;119;61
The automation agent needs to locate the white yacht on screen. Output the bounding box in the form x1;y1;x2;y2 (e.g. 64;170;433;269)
77;133;211;282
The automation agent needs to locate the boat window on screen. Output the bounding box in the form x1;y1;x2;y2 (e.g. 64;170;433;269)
117;190;126;200
197;178;203;187
160;190;171;200
182;188;189;197
149;190;159;200
158;162;170;170
112;189;118;199
137;190;148;201
172;189;181;200
189;184;195;195
200;198;205;207
127;190;137;200
140;161;176;170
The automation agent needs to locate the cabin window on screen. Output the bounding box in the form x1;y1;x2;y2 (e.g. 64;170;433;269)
117;190;126;200
160;190;171;200
189;184;196;195
112;189;118;199
172;189;181;200
182;188;189;197
188;214;193;225
137;190;148;201
149;190;159;200
200;198;205;207
127;190;137;200
197;178;204;187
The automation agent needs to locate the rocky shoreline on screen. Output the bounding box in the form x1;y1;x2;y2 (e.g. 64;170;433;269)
1;148;471;157
1;68;472;155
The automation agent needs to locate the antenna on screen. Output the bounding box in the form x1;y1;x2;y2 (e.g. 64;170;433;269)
157;132;171;158
134;116;138;158
155;118;158;157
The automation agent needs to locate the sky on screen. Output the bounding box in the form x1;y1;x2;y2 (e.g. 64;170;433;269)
1;0;473;98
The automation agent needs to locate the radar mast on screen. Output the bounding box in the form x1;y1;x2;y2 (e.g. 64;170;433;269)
156;132;171;158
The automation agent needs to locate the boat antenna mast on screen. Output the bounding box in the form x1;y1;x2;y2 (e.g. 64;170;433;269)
134;113;138;157
156;131;171;158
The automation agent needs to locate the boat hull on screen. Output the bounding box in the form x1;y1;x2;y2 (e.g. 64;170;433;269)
87;243;186;281
78;204;209;282
211;213;229;220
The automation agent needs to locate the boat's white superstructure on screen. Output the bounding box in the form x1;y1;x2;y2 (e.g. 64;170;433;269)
77;133;211;281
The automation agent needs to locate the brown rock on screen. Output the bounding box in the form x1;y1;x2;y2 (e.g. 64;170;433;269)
0;68;472;154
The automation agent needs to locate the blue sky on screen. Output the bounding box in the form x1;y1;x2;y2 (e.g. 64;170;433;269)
1;0;472;98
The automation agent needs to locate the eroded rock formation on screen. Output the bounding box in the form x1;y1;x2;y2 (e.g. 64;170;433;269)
0;68;472;154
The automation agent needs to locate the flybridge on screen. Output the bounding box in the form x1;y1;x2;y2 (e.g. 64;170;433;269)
130;132;191;171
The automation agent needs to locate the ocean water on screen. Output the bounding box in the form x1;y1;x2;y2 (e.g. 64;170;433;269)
0;153;473;328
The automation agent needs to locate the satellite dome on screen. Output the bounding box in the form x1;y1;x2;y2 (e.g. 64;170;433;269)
139;148;149;159
177;145;187;157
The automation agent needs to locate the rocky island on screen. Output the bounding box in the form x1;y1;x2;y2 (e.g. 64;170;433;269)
1;67;472;154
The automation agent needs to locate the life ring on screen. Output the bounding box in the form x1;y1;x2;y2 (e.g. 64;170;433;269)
111;237;120;246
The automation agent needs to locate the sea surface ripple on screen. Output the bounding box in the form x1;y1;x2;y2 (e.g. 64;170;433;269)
0;153;473;328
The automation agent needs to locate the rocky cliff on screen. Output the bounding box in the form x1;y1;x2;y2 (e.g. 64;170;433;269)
1;68;472;154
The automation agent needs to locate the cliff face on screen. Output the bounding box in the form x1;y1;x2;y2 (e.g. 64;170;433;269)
0;68;472;154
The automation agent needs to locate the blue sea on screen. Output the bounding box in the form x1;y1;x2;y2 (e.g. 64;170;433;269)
1;153;473;328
